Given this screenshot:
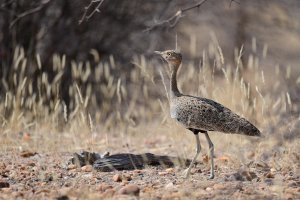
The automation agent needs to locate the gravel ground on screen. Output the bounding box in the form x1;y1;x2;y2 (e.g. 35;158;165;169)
0;150;299;200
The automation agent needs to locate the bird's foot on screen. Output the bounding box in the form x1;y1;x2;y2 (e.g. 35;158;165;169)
182;168;191;179
208;173;214;180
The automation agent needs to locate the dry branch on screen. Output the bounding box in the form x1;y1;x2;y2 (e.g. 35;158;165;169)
144;0;210;32
144;0;240;32
79;0;105;24
0;0;50;28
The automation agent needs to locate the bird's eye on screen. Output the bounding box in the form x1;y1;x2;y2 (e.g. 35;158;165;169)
167;53;171;56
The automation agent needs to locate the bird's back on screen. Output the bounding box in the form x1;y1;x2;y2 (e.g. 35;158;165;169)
170;95;261;136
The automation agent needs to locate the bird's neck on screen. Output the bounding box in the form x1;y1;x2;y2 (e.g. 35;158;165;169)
170;63;181;98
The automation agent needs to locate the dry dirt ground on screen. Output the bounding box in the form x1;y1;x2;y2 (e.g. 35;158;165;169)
0;147;299;200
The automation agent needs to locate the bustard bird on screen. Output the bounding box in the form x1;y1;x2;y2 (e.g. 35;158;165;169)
155;50;261;179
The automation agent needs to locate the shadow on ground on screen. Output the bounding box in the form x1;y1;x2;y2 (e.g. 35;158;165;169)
69;151;191;171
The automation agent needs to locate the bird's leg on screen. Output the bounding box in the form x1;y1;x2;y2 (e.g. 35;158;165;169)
184;131;201;178
204;131;214;179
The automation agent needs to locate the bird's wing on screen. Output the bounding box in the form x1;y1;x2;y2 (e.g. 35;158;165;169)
177;95;260;136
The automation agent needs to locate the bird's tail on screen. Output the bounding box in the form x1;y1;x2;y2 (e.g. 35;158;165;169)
239;119;261;137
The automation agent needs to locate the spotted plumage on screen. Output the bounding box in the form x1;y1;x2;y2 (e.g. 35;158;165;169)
155;50;261;179
170;95;261;136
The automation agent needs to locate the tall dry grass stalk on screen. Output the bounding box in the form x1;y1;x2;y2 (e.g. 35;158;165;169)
0;38;299;173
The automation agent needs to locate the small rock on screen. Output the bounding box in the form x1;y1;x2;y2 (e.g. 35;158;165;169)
285;187;300;194
101;189;115;198
202;154;209;163
270;168;276;173
44;174;53;182
27;162;35;167
0;188;12;193
218;155;230;163
142;186;154;193
20;150;37;158
225;172;244;181
158;171;169;176
133;169;142;174
67;164;77;170
81;165;93;172
193;168;202;173
206;187;213;192
118;184;140;196
123;174;132;181
36;189;50;194
247;152;255;159
82;174;93;179
241;170;257;181
164;182;174;190
264;178;273;186
113;174;122;182
121;180;129;186
213;184;226;190
264;172;275;178
0;181;10;188
165;168;175;173
98;183;113;192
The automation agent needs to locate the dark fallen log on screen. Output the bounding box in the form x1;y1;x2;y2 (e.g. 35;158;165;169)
68;151;192;172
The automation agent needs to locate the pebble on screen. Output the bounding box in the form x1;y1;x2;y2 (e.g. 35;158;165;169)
118;184;140;196
67;164;77;170
164;182;175;190
265;172;275;178
101;188;115;198
123;174;132;181
165;168;175;173
0;188;12;193
206;187;213;192
158;171;169;176
285;187;300;194
270;168;276;173
213;183;226;190
121;180;129;186
35;189;50;194
20;150;37;158
98;183;113;192
113;174;122;182
81;165;93;172
133;169;142;174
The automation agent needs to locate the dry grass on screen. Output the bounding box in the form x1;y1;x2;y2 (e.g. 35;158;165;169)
0;37;299;198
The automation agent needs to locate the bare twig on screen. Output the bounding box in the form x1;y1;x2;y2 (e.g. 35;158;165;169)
229;0;240;7
79;0;105;24
8;0;50;29
144;0;209;32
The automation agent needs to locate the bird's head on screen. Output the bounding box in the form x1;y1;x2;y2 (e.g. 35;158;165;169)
154;50;182;66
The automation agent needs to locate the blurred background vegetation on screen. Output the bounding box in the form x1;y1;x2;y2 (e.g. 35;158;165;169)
0;0;299;150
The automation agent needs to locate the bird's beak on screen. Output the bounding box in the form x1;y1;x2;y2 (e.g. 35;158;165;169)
154;51;162;55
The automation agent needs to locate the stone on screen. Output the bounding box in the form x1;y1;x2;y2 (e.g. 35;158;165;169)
165;168;175;173
121;180;129;186
81;165;93;172
265;172;275;178
158;171;169;176
113;174;122;182
164;182;175;190
67;164;77;170
213;183;226;190
101;189;115;198
98;183;113;192
20;150;37;158
123;174;132;181
118;184;140;196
